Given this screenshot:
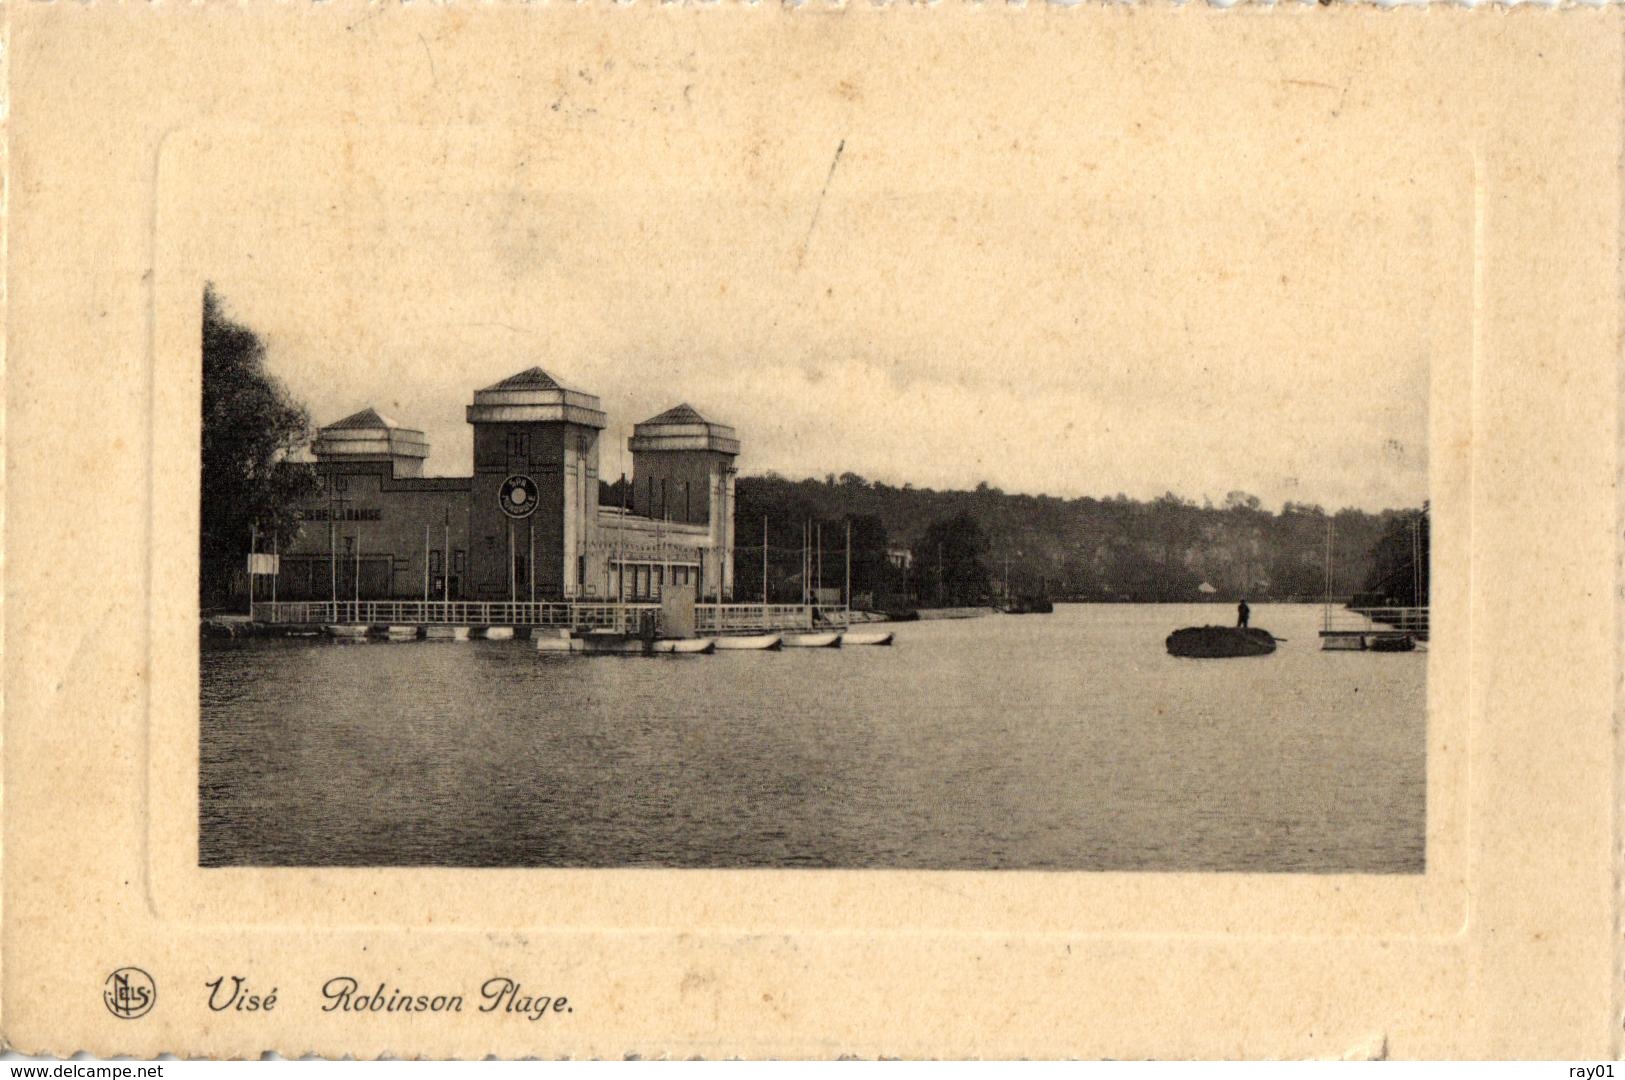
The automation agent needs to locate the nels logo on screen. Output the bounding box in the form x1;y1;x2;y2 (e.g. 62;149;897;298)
103;967;156;1019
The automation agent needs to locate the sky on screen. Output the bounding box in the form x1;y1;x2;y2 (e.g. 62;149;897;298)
174;106;1441;514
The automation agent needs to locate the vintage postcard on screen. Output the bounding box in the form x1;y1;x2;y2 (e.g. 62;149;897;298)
2;1;1621;1060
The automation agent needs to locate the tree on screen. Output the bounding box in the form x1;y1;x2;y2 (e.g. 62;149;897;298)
846;513;893;600
1362;504;1429;605
200;284;319;607
913;512;991;606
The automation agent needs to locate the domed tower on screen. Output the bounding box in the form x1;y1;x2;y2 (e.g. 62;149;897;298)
311;408;429;478
629;403;739;600
465;367;606;600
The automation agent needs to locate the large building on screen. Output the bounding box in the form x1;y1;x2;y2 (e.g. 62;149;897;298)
276;367;739;603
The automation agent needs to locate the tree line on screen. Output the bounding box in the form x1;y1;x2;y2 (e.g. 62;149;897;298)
729;472;1429;609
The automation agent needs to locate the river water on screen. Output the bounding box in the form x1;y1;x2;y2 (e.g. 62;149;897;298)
199;603;1426;872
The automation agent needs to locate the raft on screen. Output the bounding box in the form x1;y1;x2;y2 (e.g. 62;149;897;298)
1165;626;1277;658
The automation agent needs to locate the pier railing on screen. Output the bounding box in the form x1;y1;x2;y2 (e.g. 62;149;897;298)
249;600;848;634
1322;605;1429;639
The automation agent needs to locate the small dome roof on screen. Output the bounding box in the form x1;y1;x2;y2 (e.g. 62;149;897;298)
466;366;605;429
478;366;568;393
630;402;739;456
314;406;428;461
325;407;405;431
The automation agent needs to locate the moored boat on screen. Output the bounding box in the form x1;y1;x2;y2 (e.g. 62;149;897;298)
1165;626;1277;658
650;637;716;654
324;624;370;640
711;633;783;651
840;630;895;647
783;631;841;648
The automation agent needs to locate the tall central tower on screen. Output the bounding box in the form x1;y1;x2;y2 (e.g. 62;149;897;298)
464;367;605;600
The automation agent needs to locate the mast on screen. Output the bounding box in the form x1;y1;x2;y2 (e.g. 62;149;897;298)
845;518;852;620
354;522;361;606
763;515;769;609
1411;513;1421;608
816;523;822;606
1323;518;1335;632
442;510;450;606
423;523;430;603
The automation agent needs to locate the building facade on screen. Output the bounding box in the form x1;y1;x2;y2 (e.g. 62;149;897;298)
277;368;739;603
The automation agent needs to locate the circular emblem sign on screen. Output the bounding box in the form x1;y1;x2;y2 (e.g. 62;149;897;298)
104;967;156;1019
499;474;539;519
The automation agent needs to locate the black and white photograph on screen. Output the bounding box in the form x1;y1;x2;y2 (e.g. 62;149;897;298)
195;124;1430;874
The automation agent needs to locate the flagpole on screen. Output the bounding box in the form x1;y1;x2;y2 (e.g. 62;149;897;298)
529;517;536;606
328;484;337;618
354;522;361;607
423;523;430;604
248;522;257;617
508;519;516;604
762;515;768;610
272;532;278;607
443;511;450;606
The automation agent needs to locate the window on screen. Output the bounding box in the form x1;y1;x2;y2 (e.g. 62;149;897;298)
430;549;443;573
454;549;466;573
343;536;354;554
507;432;530;459
577;555;585;586
334;475;348;493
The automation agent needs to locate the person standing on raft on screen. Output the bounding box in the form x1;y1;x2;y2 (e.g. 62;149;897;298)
1237;599;1251;628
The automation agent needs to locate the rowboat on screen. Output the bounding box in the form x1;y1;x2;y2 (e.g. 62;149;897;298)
1165;626;1277;658
650;638;716;654
711;633;783;651
840;630;895;647
480;626;515;641
537;633;644;654
323;624;370;640
386;625;420;641
424;625;470;642
782;631;841;648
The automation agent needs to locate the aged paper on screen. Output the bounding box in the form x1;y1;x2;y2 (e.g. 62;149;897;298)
2;1;1621;1059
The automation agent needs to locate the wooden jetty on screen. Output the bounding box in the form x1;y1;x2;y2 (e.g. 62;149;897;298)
1318;606;1428;651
